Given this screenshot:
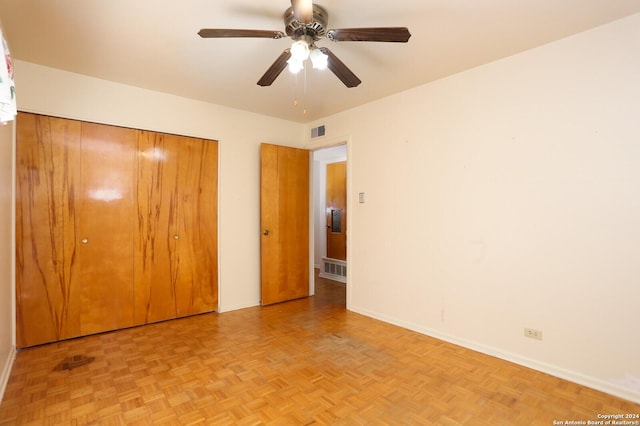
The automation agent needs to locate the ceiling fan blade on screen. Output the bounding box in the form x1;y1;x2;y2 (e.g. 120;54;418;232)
291;0;313;24
198;29;285;39
327;27;411;43
257;50;292;87
319;48;361;88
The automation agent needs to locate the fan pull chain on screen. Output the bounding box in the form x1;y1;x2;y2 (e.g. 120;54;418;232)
303;63;308;115
291;61;309;116
293;70;299;107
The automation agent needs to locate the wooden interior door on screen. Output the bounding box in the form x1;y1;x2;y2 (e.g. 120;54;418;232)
78;122;136;335
260;143;310;305
15;113;82;347
326;161;347;260
172;134;218;316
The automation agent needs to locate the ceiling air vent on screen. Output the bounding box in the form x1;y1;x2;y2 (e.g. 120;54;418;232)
311;125;325;138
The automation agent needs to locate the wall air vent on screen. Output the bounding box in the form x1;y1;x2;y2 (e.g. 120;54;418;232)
311;125;325;138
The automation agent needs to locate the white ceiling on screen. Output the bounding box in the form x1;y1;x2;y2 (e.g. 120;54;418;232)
1;0;640;123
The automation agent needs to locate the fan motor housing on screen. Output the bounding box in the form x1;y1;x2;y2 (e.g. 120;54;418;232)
284;4;329;41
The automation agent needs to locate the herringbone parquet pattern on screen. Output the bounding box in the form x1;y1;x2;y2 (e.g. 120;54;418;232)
1;272;638;425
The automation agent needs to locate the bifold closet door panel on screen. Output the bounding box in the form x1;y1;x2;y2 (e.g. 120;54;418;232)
15;113;82;347
134;131;180;324
173;135;218;317
134;132;219;321
78;122;136;335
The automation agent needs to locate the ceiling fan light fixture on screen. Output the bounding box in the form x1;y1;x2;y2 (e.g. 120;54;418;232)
198;3;411;88
309;47;328;70
287;57;304;74
290;40;310;61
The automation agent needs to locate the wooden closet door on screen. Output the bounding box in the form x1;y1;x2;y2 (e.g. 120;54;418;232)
15;113;82;347
134;132;218;322
17;114;218;346
134;131;179;323
173;135;218;316
78;122;136;335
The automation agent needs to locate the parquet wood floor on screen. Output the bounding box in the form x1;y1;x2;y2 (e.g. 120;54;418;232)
1;271;638;425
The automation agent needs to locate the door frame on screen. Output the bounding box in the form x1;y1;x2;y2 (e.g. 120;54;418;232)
307;135;351;306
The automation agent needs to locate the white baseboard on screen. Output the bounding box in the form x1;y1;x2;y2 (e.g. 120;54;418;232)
0;345;16;403
349;305;640;405
217;301;260;313
318;272;347;283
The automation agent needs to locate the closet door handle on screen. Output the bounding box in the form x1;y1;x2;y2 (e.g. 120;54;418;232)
263;229;270;236
173;235;180;240
81;238;88;244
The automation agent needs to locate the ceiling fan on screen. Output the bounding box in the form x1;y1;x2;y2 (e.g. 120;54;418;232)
198;0;411;88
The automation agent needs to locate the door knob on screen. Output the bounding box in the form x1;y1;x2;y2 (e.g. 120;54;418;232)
263;229;270;236
173;235;179;240
81;238;88;244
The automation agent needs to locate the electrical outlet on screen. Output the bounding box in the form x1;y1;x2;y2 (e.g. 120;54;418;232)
524;328;543;340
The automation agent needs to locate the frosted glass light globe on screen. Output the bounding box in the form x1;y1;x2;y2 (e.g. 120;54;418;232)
290;40;310;61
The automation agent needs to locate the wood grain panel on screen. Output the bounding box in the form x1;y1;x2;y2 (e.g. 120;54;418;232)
15;113;82;347
134;132;218;321
260;144;280;305
78;122;136;335
134;131;179;324
326;161;347;260
173;135;218;316
17;113;219;346
260;143;309;305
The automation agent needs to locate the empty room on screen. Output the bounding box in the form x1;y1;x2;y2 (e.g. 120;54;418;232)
1;0;640;424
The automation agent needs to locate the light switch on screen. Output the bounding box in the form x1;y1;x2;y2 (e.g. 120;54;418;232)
358;192;365;203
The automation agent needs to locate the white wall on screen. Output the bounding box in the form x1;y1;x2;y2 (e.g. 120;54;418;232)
307;13;640;403
0;121;15;402
11;60;306;313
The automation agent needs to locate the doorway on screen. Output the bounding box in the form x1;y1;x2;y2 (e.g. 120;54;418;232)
259;142;347;305
312;145;347;286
